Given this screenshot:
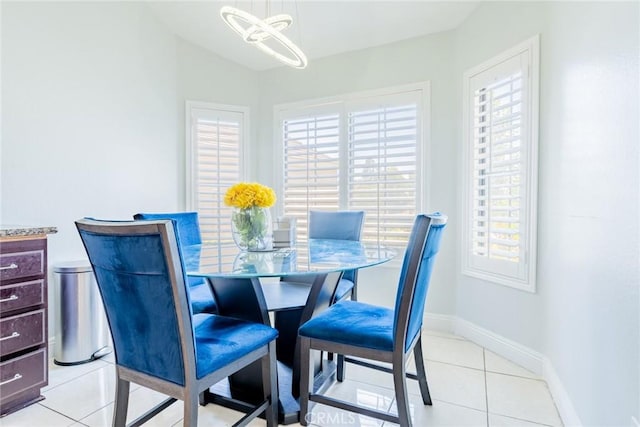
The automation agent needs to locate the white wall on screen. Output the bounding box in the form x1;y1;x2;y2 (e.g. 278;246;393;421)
1;2;179;263
0;2;259;262
454;2;639;424
540;3;639;424
1;1;180;351
256;32;460;316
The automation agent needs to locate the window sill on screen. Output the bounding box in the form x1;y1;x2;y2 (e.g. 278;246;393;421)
462;268;535;293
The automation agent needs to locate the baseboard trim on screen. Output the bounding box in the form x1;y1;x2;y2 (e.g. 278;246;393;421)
454;317;544;375
542;357;583;426
424;313;583;426
423;312;456;333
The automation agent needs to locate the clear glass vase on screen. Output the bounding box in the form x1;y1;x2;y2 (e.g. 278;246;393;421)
231;207;273;251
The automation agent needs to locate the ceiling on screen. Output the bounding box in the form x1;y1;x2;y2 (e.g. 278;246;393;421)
147;1;479;71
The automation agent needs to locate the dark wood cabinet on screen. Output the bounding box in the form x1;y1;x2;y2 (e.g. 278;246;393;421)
0;237;49;416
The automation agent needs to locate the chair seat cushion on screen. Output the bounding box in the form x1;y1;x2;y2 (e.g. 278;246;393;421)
333;278;355;302
188;281;217;314
194;314;278;379
298;300;394;351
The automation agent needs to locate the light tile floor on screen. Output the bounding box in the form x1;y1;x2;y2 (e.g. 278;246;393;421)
2;331;562;426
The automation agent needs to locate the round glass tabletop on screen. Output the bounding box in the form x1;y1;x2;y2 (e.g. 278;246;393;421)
184;239;396;279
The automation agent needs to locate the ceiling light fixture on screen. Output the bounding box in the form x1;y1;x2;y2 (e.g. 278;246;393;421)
220;5;308;69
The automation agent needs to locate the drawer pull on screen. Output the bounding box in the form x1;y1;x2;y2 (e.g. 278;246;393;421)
0;295;19;303
0;331;20;341
0;373;23;386
0;263;18;271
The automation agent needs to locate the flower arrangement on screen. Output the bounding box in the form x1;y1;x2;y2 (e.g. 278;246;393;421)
224;182;276;251
224;182;276;209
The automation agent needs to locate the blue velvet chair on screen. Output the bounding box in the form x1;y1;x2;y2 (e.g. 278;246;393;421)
279;211;365;301
76;218;278;427
298;213;447;427
308;210;365;302
134;212;216;315
276;211;365;374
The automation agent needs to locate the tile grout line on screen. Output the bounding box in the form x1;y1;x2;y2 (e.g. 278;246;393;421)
74;399;115;424
385;378;397;427
424;334;541;379
43;362;111;394
425;357;543;383
429;397;490;414
426;358;485;373
485;369;542;381
338;371;488;418
43;372;148;426
33;402;80;426
74;384;157;425
490;411;558;427
340;344;540;381
482;356;558;427
483;348;490;427
381;399;394;427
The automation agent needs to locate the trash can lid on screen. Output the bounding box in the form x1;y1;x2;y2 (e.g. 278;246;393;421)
53;260;93;273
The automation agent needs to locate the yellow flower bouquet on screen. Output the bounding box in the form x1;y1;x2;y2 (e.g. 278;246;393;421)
224;182;276;251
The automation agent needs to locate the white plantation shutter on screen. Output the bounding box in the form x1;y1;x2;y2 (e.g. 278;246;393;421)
463;37;539;291
278;87;425;249
472;72;523;263
187;102;246;249
282;113;341;237
348;104;418;248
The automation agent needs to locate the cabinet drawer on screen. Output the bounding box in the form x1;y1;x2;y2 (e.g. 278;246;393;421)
0;280;44;313
0;250;45;281
0;310;45;356
0;348;47;401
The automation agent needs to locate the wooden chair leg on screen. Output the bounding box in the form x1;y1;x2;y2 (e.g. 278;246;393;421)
413;336;432;405
183;389;199;427
262;342;278;427
299;337;314;426
113;376;130;427
393;361;412;427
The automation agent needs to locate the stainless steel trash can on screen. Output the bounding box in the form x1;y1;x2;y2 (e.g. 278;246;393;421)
53;261;111;365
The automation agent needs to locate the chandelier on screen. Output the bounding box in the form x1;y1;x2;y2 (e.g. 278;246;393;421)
220;3;308;69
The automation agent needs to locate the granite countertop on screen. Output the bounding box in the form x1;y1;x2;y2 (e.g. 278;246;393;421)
0;225;58;238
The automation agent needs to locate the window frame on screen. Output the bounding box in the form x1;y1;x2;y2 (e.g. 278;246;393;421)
461;35;540;292
273;83;430;253
185;100;249;243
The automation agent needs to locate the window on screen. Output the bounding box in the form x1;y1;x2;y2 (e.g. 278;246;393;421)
277;85;428;250
462;36;540;291
186;101;248;245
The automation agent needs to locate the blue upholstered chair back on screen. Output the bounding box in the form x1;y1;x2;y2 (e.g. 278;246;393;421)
134;212;202;246
134;212;206;290
309;210;365;282
77;219;193;386
392;214;447;351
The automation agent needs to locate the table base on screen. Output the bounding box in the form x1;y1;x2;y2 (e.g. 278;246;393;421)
203;359;337;425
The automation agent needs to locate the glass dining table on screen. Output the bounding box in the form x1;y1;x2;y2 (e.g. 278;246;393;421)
183;239;396;424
